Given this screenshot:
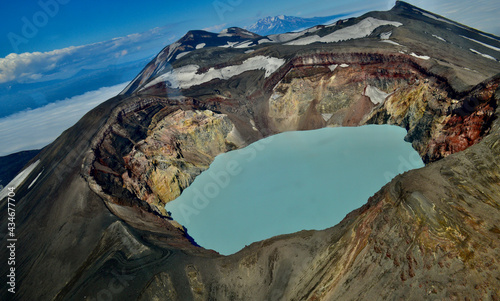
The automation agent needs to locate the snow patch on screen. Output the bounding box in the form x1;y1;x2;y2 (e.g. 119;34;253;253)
245;49;255;54
249;119;258;131
227;125;246;146
158;42;181;63
432;34;446;42
380;31;402;46
285;17;402;46
219;41;239;48
461;35;500;52
28;171;43;189
0;160;40;200
421;12;447;22
410;52;430;60
141;56;286;90
381;40;401;46
263;31;309;44
364;86;390;105
470;49;497;61
322;114;333;122
196;43;206;49
380;31;392;40
219;40;255;48
270;92;281;100
234;41;254;48
238;29;255;37
328;64;338;71
176;52;190;60
218;29;232;37
463;67;478;73
339;64;349;68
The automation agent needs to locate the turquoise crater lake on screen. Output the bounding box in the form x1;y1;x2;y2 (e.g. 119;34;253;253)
165;125;424;255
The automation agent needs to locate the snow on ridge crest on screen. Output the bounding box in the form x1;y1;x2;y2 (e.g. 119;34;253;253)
285;17;402;46
432;34;446;42
461;35;500;52
0;160;40;200
470;49;497;61
141;56;286;91
176;52;190;60
410;52;430;60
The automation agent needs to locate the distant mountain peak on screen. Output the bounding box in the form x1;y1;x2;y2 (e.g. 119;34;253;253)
246;14;345;36
265;15;287;22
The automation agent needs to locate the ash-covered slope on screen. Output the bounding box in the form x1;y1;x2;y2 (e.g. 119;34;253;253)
1;1;500;300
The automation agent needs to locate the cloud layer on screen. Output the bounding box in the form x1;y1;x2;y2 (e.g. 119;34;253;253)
0;46;80;83
0;27;173;85
0;82;128;156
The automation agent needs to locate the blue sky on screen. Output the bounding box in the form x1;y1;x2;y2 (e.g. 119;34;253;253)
2;0;497;56
0;0;388;56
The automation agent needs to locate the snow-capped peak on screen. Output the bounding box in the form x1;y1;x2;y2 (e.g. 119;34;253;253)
246;14;342;36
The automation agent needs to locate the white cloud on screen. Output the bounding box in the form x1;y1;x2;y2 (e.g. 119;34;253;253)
0;46;80;83
203;23;227;32
0;82;128;156
114;49;129;58
0;26;173;85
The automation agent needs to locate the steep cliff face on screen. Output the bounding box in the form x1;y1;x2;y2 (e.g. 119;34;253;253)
266;53;498;163
82;96;250;218
2;2;500;301
267;54;425;130
122;109;244;215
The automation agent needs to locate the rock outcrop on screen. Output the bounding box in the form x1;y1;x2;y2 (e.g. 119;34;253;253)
122;109;243;215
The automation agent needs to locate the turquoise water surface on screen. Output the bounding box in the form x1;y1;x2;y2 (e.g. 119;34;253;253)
165;125;424;255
